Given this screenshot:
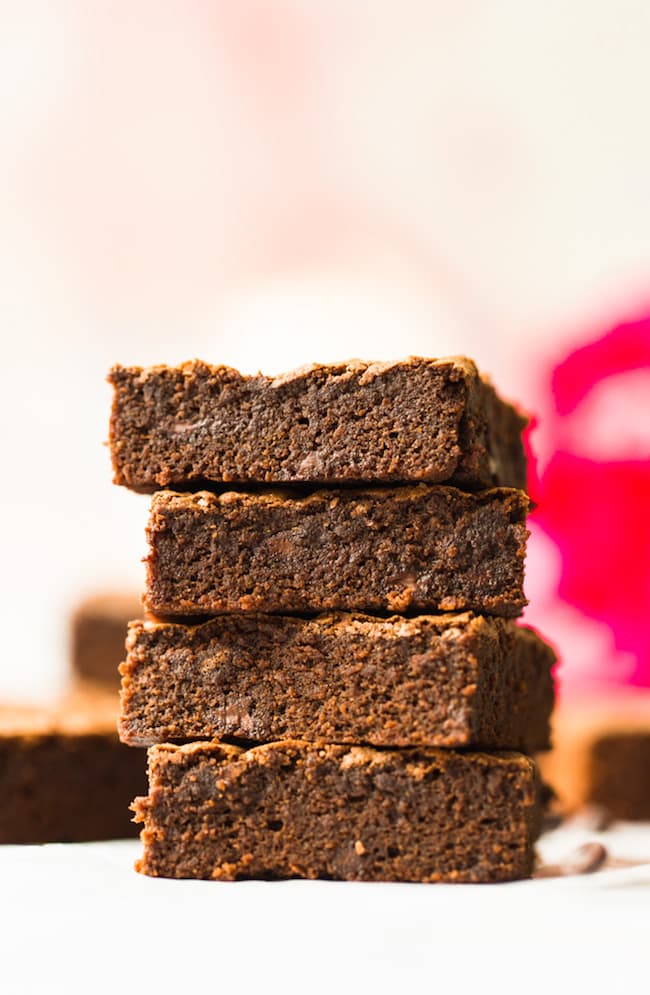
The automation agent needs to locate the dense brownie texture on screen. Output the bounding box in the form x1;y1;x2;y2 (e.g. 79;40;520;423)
119;612;554;750
108;357;527;491
71;591;140;687
540;692;650;820
134;740;540;882
0;690;145;843
145;485;528;618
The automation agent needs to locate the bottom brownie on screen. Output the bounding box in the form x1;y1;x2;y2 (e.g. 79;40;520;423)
0;690;145;843
134;740;541;883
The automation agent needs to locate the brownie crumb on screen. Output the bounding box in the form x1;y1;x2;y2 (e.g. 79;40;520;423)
134;740;541;883
145;485;529;618
108;357;527;491
119;611;554;750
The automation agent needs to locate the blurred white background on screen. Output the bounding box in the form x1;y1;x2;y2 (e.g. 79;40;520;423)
2;0;650;699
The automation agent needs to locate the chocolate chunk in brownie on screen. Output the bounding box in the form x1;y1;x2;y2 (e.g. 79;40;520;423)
134;740;541;882
119;612;554;751
0;689;145;843
540;692;650;821
145;485;529;618
108;357;527;491
70;591;140;687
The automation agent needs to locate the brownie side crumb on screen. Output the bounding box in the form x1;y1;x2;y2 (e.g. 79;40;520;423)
471;620;556;751
119;612;554;750
145;485;529;618
108;357;527;491
133;741;540;883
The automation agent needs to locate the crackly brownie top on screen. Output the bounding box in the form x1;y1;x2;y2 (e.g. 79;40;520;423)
132;608;543;645
110;355;484;387
150;738;537;774
134;608;480;637
151;483;528;514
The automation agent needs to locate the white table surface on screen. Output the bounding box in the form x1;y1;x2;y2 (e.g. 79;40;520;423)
1;820;648;995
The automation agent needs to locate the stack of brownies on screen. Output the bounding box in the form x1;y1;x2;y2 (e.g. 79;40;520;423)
110;357;556;883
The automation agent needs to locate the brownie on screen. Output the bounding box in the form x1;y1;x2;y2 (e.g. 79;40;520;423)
145;485;528;618
71;591;140;687
0;689;145;843
540;692;650;821
134;740;541;882
589;733;650;820
108;357;527;491
119;612;555;751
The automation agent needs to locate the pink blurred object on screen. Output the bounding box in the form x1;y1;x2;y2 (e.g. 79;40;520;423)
526;315;650;688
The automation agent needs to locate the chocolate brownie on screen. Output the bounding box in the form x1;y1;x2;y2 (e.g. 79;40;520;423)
134;740;540;882
71;591;140;687
540;692;650;820
0;690;145;843
134;740;541;882
108;357;527;491
119;612;554;750
145;485;529;618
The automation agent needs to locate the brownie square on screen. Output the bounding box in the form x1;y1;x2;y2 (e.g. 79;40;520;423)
0;689;145;843
145;485;529;618
134;740;541;882
108;357;527;491
119;612;554;751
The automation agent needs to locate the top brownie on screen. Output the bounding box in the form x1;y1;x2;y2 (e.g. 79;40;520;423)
108;357;527;491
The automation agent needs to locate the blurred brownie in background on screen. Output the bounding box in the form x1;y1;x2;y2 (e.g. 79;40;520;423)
0;688;144;843
540;690;650;821
71;592;140;687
